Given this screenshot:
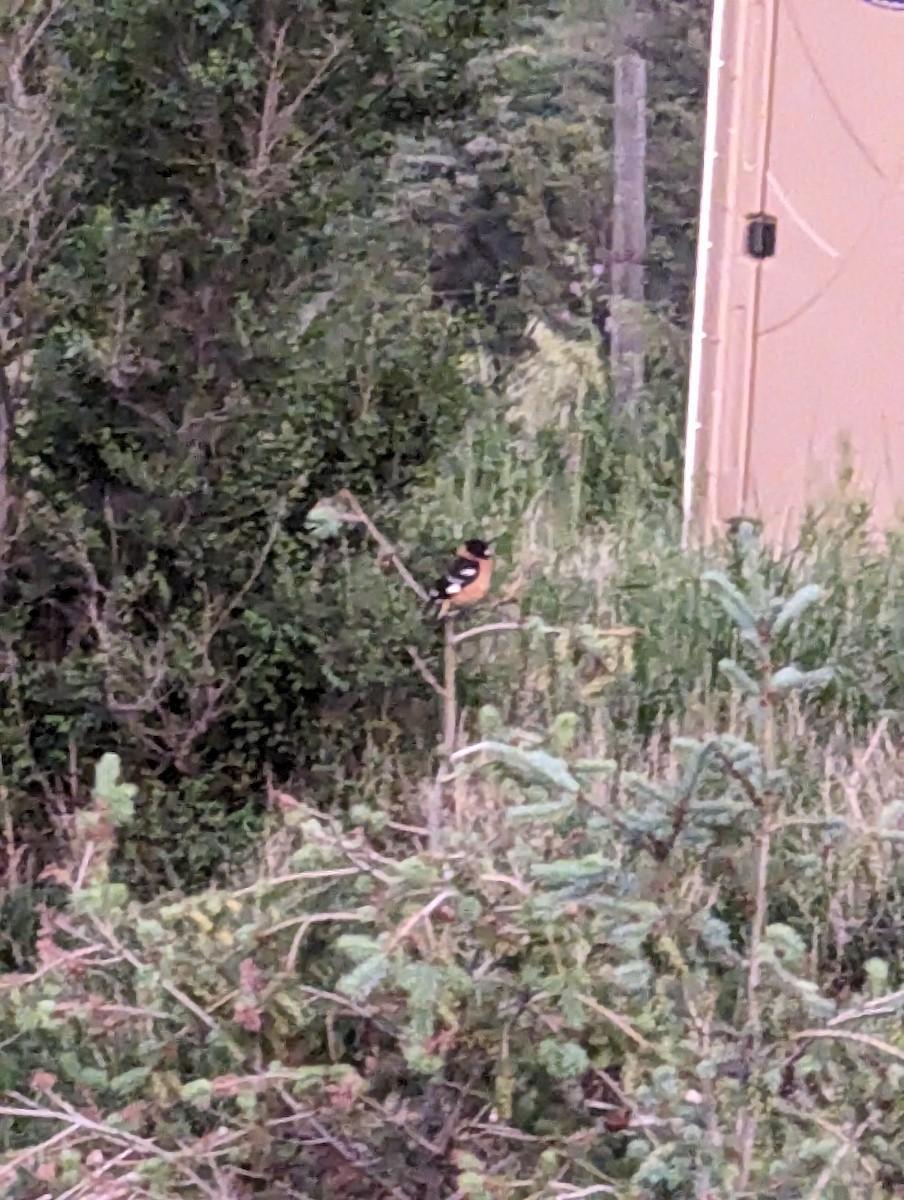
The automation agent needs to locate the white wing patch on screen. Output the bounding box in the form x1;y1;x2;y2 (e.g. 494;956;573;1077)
445;581;462;594
458;564;478;577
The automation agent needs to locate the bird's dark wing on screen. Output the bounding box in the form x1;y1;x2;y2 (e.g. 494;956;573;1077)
428;554;480;601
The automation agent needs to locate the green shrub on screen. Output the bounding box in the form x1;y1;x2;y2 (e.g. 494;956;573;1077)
3;554;904;1196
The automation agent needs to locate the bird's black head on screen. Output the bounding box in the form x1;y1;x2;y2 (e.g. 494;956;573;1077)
464;538;492;558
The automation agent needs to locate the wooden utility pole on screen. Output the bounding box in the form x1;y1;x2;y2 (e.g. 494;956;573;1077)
610;35;647;412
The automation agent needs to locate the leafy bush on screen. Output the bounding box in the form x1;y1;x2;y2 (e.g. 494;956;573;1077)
3;551;904;1197
0;0;714;890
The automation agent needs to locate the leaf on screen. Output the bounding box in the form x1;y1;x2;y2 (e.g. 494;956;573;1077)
772;583;823;634
391;857;439;886
701;570;760;637
767;666;806;693
477;705;504;736
454;741;579;793
765;923;807;965
109;1066;152;1096
620;772;674;805
865;958;890;994
233;1000;263;1032
700;917;734;953
717;658;761;697
611;960;653;994
548;711;580;754
305;499;345;539
536;1038;589;1080
879;801;904;829
79;1067;110;1088
531;854;615;885
506;799;574;824
180;1079;213;1106
792;981;836;1020
335;953;391;1002
92;753;137;823
769;665;834;694
335;934;383;963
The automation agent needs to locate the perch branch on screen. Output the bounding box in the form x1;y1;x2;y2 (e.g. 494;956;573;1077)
442;620;457;755
424;623;457;854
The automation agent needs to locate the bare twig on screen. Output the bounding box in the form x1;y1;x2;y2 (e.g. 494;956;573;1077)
383;888;456;953
824;988;904;1029
449;741;519;765
577;994;655;1051
424;776;443;855
336;489;428;601
406;644;444;696
251;25;349;177
450;620;525;646
270;910;372;974
789;1028;904;1065
206;499;287;642
803;1117;873;1200
233;866;361;897
736;822;771;1190
548;1187;617;1198
0;1092;238;1197
84;914;225;1040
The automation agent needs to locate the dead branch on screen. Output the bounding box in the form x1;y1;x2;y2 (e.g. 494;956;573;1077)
236;19;350;223
251;23;349;179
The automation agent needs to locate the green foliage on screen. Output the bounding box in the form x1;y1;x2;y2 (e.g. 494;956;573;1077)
0;0;717;894
6;3;904;1191
1;0;540;887
93;752;137;825
3;679;904;1197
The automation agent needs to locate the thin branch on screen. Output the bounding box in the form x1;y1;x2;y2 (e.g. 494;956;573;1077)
206;499;287;642
826;988;904;1028
406;644;444;696
383;888;456;954
423;622;458;854
233;866;361;897
450;620;526;646
449;740;523;765
425;776;443;855
336;489;428;601
442;620;457;754
548;1187;618;1199
577;994;655;1051
251;26;349;178
737;820;771;1192
803;1117;873;1200
789;1028;904;1065
84;914;224;1040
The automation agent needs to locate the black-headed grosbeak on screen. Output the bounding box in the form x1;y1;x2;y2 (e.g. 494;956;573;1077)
427;538;493;619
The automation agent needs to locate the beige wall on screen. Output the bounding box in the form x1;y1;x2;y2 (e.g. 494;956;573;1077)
683;0;904;545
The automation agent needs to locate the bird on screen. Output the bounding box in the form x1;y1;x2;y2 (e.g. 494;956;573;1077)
427;539;493;619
